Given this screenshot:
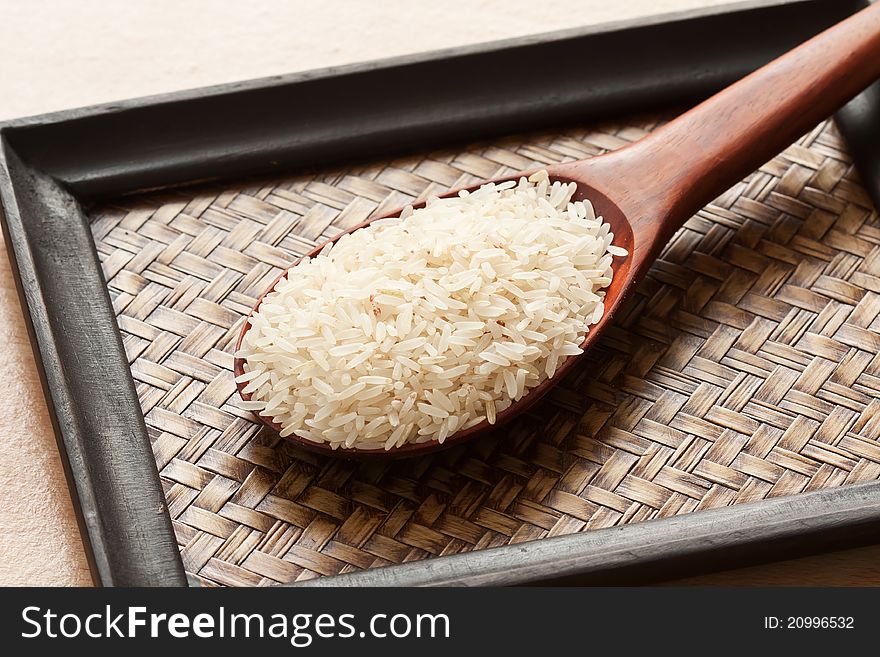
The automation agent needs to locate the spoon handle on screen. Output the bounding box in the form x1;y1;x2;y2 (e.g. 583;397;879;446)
587;2;880;249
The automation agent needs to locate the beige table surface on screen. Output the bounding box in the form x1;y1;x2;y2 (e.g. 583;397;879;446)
2;0;879;587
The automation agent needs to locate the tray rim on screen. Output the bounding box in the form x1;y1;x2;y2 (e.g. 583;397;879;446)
1;0;878;587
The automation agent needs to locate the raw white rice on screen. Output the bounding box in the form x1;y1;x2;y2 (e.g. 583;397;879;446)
236;170;625;450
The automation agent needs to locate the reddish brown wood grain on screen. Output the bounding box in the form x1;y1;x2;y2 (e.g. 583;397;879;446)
664;544;880;586
562;1;880;278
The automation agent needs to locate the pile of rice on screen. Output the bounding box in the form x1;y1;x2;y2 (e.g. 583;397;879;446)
235;170;625;450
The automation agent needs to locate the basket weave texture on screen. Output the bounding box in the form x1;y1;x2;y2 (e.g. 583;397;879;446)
89;115;880;586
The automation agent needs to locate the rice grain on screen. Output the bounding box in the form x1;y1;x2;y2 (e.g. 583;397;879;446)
237;170;625;450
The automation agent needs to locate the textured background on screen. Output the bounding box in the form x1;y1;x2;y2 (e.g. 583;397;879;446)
9;0;877;587
0;0;731;121
0;0;733;587
90;116;880;585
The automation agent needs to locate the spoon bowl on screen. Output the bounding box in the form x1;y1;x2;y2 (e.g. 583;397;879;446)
235;3;880;458
233;176;634;458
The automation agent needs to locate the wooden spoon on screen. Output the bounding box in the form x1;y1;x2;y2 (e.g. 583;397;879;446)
235;3;880;458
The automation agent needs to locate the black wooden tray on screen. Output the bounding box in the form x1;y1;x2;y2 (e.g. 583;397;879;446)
1;0;879;587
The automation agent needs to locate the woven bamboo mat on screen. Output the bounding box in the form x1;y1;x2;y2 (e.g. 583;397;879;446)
88;114;880;586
